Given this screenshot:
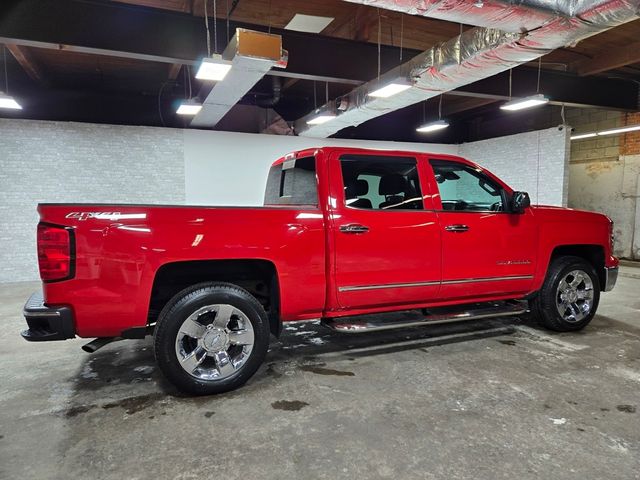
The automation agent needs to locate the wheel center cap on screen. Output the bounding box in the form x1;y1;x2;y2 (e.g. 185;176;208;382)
567;290;578;303
203;328;227;351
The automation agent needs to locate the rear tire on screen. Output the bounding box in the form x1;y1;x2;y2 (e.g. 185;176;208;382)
154;282;270;395
530;256;600;332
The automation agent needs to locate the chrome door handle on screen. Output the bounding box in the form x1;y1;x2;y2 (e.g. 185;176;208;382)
445;224;469;233
340;224;370;234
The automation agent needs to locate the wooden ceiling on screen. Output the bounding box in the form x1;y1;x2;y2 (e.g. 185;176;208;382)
113;0;463;52
1;0;638;139
8;0;635;94
109;0;640;77
537;20;640;77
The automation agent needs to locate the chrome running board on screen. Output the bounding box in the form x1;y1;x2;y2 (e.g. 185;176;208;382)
321;301;528;333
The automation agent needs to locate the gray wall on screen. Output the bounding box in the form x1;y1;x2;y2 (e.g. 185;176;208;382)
459;127;570;207
568;155;640;259
0;120;184;282
0;119;569;283
565;107;640;260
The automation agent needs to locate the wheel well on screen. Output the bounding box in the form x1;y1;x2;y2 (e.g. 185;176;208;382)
148;260;281;337
550;245;605;289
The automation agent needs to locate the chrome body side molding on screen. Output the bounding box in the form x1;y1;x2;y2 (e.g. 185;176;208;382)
339;275;534;292
338;281;439;292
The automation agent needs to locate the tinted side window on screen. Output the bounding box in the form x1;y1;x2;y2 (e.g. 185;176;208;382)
340;155;424;210
264;156;317;206
430;160;505;212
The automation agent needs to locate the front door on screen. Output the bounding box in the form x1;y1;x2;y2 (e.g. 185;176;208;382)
330;152;442;310
427;159;537;300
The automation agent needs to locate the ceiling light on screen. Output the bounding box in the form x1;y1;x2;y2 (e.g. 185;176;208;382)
307;114;336;125
176;101;202;115
369;82;413;98
500;94;549;111
195;55;232;81
284;14;334;33
597;124;640;136
570;133;597;140
416;119;449;133
0;92;21;110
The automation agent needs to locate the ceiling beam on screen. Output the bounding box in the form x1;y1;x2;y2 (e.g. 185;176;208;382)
167;62;182;80
574;40;640;76
5;43;44;83
453;67;638;111
441;96;499;116
353;6;381;42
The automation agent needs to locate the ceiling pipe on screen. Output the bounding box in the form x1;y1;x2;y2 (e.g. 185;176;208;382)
294;0;639;138
256;76;282;108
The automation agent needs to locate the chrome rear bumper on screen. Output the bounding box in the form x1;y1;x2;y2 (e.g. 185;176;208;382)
604;266;618;292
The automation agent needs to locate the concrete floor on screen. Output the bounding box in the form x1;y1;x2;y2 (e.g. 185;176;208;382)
1;269;639;480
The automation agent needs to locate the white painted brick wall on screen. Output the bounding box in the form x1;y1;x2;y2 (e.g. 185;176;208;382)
460;127;570;207
0;119;184;283
0;119;568;283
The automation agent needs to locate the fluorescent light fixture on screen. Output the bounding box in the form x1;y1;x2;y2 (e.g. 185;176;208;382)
369;82;412;98
285;14;334;33
416;119;449;133
570;133;597;140
500;94;549;111
307;114;336;125
0;92;22;110
597;124;640;136
176;101;202;115
195;55;232;81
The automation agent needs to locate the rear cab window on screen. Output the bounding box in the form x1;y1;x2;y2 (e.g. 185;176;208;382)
264;156;318;207
339;154;424;210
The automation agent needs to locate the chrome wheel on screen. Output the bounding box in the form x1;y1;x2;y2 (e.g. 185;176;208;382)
555;269;594;323
174;304;255;381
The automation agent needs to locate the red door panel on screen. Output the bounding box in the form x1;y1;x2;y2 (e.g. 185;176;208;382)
427;158;538;300
328;152;442;310
437;211;537;299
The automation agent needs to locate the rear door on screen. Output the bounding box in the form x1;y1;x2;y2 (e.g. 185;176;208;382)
427;159;537;300
329;151;442;310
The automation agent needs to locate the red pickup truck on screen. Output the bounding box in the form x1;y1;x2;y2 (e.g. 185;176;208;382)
22;147;618;394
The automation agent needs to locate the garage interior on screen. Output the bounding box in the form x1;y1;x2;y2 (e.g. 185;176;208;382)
1;0;640;478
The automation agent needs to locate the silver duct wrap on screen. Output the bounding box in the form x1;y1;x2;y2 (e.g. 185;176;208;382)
341;0;627;31
295;0;639;138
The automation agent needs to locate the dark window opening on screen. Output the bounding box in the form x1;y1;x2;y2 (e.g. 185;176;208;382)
340;155;424;211
264;156;318;207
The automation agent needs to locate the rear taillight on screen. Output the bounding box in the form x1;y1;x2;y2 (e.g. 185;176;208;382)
37;223;75;282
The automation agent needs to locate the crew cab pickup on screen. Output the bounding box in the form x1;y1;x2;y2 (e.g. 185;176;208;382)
22;147;619;394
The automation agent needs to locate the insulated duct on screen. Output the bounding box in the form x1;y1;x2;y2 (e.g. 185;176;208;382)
295;0;639;137
342;0;629;32
191;28;288;128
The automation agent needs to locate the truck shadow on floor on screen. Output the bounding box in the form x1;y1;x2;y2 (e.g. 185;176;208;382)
70;313;532;398
61;313;629;417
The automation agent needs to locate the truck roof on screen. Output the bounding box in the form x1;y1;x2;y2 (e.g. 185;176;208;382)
270;146;478;169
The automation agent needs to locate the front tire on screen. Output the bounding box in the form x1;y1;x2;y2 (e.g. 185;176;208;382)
154;282;270;395
531;256;600;332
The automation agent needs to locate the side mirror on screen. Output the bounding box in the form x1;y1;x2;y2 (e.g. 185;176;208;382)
511;191;530;213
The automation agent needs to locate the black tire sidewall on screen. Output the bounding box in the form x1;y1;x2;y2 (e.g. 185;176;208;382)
154;283;270;395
